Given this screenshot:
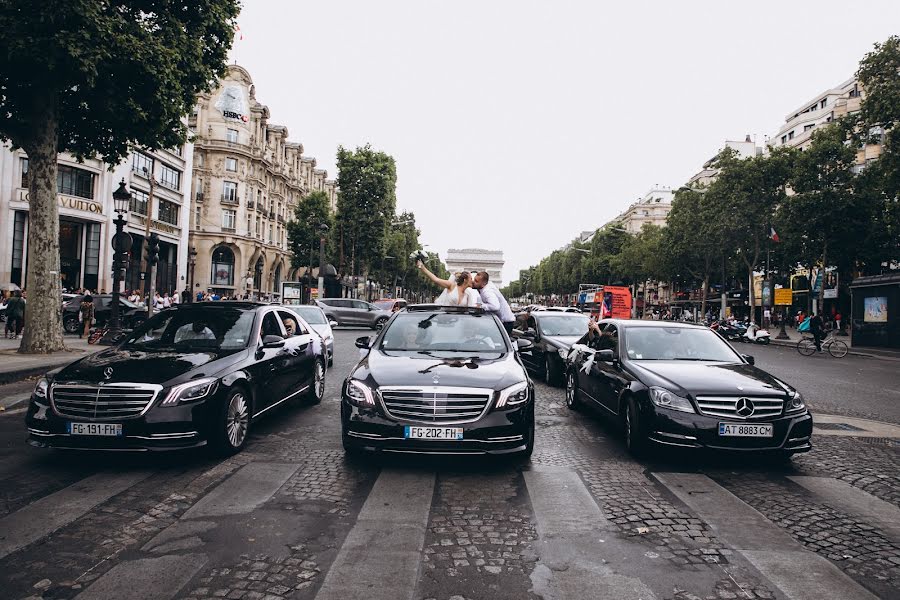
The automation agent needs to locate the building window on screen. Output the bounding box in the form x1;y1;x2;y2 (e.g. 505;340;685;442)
255;216;261;236
159;164;181;191
158;199;179;225
194;206;201;228
130;188;149;215
57;165;95;199
222;209;236;230
211;246;235;286
781;135;787;145
223;181;238;203
788;131;794;140
225;128;238;143
804;124;815;132
20;158;29;188
225;157;238;172
197;153;204;167
10;211;26;286
132;152;154;176
269;224;273;244
820;99;827;109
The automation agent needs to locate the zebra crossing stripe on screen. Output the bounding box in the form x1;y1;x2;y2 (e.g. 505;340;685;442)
314;469;435;600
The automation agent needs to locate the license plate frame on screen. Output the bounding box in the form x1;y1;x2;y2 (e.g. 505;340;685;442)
67;422;123;437
718;422;773;437
404;426;464;441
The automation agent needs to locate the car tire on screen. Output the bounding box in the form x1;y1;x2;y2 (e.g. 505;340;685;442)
211;387;251;456
565;371;582;411
623;396;647;457
374;317;388;331
63;315;80;334
545;354;562;386
303;359;325;405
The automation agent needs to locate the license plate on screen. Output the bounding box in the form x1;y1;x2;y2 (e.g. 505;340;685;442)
67;422;123;437
404;426;463;440
718;423;773;437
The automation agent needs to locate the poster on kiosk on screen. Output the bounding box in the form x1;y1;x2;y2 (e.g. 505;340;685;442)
592;286;633;320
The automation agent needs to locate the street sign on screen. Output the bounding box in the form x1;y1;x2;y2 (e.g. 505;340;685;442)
774;288;792;305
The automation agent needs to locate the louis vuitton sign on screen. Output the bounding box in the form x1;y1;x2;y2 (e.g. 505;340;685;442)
17;189;104;215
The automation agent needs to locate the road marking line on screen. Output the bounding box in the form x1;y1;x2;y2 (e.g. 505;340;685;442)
0;470;153;560
654;472;877;600
74;553;207;600
524;466;658;600
788;476;900;542
182;462;299;518
314;469;435;600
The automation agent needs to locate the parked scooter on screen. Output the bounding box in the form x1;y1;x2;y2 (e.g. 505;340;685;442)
743;323;771;345
713;320;744;342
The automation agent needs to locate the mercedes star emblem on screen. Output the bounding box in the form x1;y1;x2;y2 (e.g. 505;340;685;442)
735;397;755;417
103;367;114;380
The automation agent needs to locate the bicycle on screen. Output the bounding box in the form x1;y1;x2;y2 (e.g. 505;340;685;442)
797;331;848;358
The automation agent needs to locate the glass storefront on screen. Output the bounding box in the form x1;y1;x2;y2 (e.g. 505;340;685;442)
8;216;101;291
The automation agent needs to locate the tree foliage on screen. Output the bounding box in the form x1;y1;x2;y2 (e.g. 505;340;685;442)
287;191;334;269
0;0;240;353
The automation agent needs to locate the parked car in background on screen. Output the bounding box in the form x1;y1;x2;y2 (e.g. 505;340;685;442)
373;298;408;313
512;311;590;385
341;305;535;457
563;319;812;459
26;302;327;454
62;294;147;334
284;304;334;366
316;298;392;330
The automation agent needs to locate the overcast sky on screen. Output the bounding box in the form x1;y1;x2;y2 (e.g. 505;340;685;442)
231;1;900;283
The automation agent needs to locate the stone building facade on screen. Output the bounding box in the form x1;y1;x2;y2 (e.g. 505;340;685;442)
188;65;337;299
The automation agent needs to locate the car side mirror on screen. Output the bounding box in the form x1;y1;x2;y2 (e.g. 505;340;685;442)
329;320;338;328
262;335;285;349
524;327;537;338
597;349;616;362
742;354;755;365
516;338;534;352
356;336;372;349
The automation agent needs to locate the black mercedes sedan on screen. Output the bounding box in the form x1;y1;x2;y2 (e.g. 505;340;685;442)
341;305;535;457
26;302;327;454
563;319;812;459
512;310;590;386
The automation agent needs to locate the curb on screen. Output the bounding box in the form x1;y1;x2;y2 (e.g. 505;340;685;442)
768;337;900;362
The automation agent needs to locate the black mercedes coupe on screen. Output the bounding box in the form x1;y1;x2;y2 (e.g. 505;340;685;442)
26;302;327;454
341;305;535;457
563;319;812;458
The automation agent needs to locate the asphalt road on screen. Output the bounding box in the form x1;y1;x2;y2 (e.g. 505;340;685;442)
0;328;897;600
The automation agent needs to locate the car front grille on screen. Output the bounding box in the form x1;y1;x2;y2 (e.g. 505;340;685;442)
380;386;493;424
51;383;162;420
695;396;785;419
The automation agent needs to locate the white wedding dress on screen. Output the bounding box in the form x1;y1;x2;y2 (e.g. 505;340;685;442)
435;280;481;307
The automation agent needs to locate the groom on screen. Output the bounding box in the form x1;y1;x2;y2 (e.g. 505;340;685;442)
472;271;516;335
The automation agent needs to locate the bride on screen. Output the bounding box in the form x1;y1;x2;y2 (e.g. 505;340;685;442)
416;260;481;307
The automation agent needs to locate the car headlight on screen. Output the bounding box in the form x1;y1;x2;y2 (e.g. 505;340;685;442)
347;380;375;407
496;382;529;408
33;377;49;399
161;377;218;406
648;387;695;413
786;391;805;413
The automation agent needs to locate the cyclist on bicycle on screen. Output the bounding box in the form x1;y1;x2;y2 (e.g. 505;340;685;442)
810;313;824;352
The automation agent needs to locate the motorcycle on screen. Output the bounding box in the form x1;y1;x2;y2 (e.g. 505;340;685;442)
743;323;771;345
713;320;744;342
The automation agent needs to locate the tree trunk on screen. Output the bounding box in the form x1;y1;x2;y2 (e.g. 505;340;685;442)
19;98;66;353
700;274;709;320
818;241;827;316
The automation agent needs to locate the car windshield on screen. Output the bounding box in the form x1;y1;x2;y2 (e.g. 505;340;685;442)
123;307;256;351
288;306;326;324
624;326;740;362
380;312;507;353
539;315;590;336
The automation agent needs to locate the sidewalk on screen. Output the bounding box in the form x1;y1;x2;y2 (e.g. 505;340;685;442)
0;335;101;385
764;326;900;361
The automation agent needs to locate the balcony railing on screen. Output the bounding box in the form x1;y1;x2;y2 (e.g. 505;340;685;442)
247;201;255;210
277;214;285;224
268;210;276;219
221;195;239;205
195;192;204;203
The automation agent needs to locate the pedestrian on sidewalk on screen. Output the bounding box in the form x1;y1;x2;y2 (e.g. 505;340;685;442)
79;294;95;339
835;311;842;332
4;290;25;339
810;312;824;352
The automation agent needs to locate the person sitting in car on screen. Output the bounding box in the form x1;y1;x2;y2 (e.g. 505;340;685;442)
174;321;216;343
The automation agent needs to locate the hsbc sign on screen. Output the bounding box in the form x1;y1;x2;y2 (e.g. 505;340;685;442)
223;110;248;122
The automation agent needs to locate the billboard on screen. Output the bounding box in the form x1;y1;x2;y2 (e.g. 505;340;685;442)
593;286;632;319
774;288;793;306
864;297;888;323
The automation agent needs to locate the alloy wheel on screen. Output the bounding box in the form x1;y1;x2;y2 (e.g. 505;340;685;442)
226;392;249;448
566;372;576;408
314;361;325;400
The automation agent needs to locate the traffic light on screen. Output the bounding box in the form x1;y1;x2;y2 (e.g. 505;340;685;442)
147;234;160;266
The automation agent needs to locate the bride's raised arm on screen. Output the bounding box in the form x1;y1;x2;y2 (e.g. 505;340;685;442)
417;260;453;290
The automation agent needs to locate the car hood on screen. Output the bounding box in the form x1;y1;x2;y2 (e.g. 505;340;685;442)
309;324;332;339
353;350;526;391
542;335;582;349
52;346;246;386
626;361;790;398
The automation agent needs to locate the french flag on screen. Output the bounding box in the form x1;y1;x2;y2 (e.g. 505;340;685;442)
769;227;780;243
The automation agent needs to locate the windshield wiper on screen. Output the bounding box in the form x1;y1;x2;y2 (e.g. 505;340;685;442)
671;358;713;361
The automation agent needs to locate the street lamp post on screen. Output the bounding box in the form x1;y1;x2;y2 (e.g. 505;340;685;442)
103;179;133;344
317;223;329;301
187;246;197;302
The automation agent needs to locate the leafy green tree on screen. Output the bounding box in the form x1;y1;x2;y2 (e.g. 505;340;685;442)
375;212;421;295
0;0;239;353
287;191;335;269
334;144;398;278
